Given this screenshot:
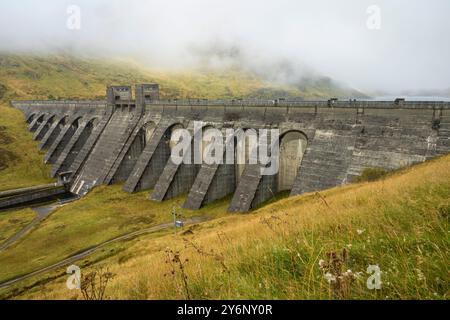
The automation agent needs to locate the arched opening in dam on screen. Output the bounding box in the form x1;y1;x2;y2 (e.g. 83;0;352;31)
27;113;36;124
277;130;308;192
142;121;157;146
47;117;81;164
234;129;308;212
30;114;45;132
111;121;157;184
41;116;68;150
35;115;55;141
234;128;258;187
55;117;98;175
137;122;185;191
151;123;213;201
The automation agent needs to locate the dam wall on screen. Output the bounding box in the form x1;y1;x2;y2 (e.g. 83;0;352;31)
12;85;450;212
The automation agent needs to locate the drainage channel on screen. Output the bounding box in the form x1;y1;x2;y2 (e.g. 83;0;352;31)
0;183;75;211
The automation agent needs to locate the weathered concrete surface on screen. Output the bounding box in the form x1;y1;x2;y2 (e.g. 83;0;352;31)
122;120;178;193
39;115;66;150
150;123;199;202
11;86;450;212
33;114;55;141
183;132;237;210
70;110;136;195
228;164;262;212
45;116;80;164
67;113;112;176
51;121;92;178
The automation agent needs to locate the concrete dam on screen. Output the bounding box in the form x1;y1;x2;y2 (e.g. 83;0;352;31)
11;84;450;212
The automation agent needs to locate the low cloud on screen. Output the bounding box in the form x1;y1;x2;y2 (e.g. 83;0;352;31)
0;0;449;93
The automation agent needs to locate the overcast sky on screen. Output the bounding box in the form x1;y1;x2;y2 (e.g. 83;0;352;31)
0;0;449;92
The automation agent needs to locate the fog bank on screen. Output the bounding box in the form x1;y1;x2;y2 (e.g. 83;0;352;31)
0;0;449;93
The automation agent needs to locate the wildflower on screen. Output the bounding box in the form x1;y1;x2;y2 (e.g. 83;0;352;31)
416;269;425;281
357;229;365;235
324;272;336;283
318;259;326;270
343;269;354;278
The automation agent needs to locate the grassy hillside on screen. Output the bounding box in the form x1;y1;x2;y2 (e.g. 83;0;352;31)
0;209;36;246
0;103;54;191
0;186;230;284
1;155;448;300
0;53;363;191
0;53;359;102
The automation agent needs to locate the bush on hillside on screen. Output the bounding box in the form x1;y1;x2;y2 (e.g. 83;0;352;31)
356;167;389;182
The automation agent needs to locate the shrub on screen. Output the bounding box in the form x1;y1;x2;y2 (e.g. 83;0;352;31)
356;168;389;182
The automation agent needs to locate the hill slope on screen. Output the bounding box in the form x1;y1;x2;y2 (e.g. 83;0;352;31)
0;104;53;191
1;155;448;300
0;53;364;101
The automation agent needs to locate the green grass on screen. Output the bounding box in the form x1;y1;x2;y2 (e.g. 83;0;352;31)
1;156;448;300
0;185;230;284
0;103;54;191
355;167;389;182
0;209;36;246
172;157;449;300
12;155;444;301
208;185;449;299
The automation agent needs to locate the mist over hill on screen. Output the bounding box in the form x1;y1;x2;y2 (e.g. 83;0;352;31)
399;88;450;99
0;53;367;101
1;0;449;94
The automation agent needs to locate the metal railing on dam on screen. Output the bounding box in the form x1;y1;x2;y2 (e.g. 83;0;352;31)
12;99;450;110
